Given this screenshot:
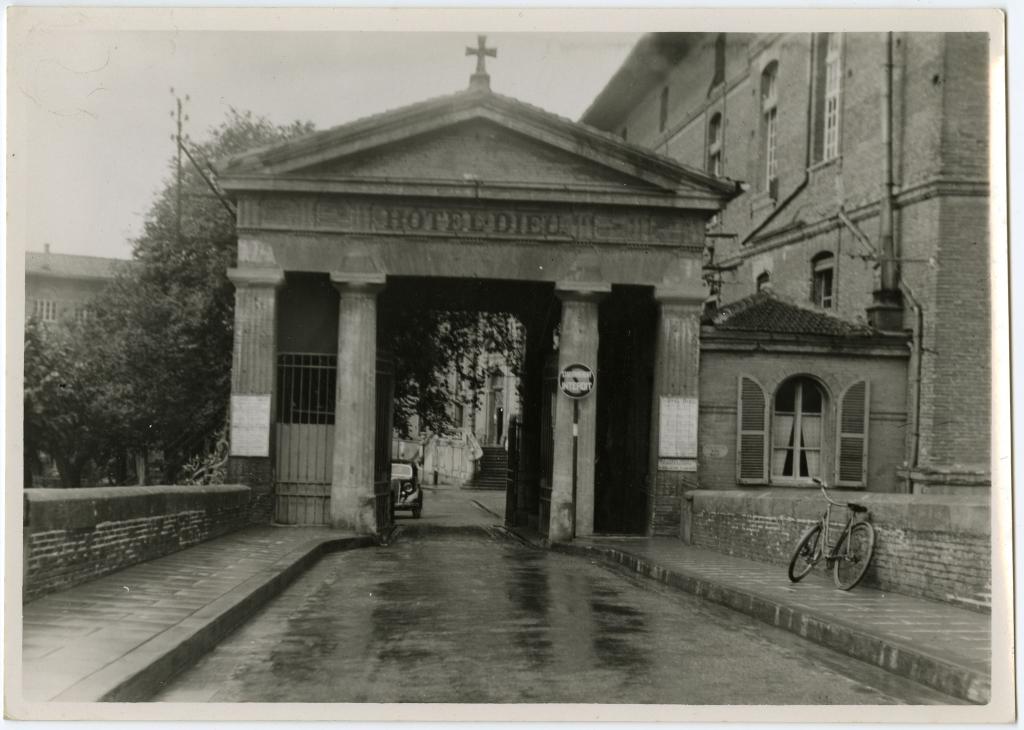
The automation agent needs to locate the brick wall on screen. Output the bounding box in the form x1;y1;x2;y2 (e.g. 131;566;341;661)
23;485;251;602
684;489;990;611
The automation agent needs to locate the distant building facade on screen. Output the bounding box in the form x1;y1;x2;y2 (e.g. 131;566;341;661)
25;245;129;324
583;32;990;495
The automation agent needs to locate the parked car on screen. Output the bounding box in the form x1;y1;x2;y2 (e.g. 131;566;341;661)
390;460;423;519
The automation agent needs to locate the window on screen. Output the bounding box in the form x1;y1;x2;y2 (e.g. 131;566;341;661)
659;86;669;133
620;127;628;141
812;253;834;308
736;375;870;487
710;33;727;89
73;306;92;323
761;62;779;193
813;33;843;162
824;34;842;160
772;377;825;481
707;113;723;177
31;299;57;322
756;271;771;292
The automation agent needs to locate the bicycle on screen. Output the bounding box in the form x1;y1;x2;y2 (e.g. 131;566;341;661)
787;477;876;590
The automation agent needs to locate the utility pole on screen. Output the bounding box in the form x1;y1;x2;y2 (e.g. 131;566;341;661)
170;89;190;245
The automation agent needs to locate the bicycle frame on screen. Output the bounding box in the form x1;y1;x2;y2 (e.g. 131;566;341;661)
813;481;863;564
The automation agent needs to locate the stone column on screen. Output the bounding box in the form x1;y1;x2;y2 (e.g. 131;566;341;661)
226;267;284;523
330;272;386;534
648;286;704;536
549;282;610;542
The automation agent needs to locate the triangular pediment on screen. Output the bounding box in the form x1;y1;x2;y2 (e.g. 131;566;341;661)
302;120;661;192
219;89;738;205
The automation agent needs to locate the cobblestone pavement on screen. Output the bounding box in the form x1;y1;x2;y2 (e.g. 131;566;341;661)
156;523;960;704
577;537;991;673
21;526;344;701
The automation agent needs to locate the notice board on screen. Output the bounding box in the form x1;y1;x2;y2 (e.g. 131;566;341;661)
658;396;698;459
230;394;272;457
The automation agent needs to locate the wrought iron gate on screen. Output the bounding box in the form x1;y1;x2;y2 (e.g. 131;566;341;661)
275;353;335;524
274;351;394;530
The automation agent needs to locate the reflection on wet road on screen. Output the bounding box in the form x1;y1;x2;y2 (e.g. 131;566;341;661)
156;526;959;704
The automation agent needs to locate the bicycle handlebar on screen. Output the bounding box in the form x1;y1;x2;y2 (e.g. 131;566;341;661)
812;477;847;507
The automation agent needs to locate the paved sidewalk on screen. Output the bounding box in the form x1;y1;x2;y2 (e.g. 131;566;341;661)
545;536;991;704
20;526;373;703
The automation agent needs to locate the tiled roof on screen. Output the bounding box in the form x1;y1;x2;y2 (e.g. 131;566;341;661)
26;251;131;280
704;291;878;337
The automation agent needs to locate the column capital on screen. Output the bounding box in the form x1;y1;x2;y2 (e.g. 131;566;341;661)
227;267;285;289
555;281;611;303
654;285;706;308
330;271;386;296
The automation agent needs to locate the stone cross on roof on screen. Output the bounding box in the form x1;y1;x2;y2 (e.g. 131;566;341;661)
466;35;496;91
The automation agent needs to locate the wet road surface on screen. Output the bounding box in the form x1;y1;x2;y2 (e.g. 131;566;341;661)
156;493;959;704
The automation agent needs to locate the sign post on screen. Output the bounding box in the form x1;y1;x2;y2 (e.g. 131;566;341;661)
558;363;595;538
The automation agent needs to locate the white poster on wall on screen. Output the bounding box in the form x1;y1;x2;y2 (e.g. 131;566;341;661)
658;396;698;459
230;394;273;457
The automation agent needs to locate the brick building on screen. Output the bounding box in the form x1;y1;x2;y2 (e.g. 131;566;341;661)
583;33;991;498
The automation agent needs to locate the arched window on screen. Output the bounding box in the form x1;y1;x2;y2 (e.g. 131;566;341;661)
772;377;826;481
756;271;771;292
707;113;723;176
761;62;779;195
812;252;834;308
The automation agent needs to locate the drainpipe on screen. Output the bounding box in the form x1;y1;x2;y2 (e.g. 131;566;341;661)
867;31;904;331
837;210;922;494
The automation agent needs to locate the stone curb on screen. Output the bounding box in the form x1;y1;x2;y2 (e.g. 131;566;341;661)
52;536;377;702
550;541;990;705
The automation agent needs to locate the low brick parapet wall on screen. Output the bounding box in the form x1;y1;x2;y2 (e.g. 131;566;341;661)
23;485;251;602
683;489;990;612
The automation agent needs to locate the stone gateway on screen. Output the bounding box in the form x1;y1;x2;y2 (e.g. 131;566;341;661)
218;64;737;540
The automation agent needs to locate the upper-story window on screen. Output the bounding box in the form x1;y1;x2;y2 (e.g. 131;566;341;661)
711;33;727;89
814;33;843;162
707;113;723;176
756;271;771;292
31;299;57;322
761;62;779;194
824;34;842;160
659;86;669;133
812;253;835;308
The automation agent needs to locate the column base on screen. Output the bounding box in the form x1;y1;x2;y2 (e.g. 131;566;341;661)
227;456;274;524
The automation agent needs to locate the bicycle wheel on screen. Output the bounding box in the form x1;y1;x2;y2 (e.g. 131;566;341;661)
833;521;876;590
787;524;822;582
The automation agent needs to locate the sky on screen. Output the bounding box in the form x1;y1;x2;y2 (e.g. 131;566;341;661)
12;28;640;260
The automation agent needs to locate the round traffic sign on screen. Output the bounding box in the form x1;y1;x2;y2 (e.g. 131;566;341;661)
559;363;595;399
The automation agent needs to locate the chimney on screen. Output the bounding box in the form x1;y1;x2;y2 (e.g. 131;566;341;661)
44;243;50;255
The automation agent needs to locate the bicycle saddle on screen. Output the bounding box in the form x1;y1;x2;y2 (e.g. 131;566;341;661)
847;502;868;513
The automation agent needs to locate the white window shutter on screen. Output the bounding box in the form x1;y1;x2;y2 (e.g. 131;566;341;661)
737;376;768;484
836;380;870;487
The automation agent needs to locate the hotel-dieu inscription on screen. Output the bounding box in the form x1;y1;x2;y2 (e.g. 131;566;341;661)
241;196;700;248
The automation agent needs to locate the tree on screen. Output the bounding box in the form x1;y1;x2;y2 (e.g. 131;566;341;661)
85;109;316;483
384;305;522;438
23;318;121;487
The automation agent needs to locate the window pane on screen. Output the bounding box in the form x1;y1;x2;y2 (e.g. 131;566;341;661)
775;380;796;411
774;413;795;448
802;383;823;413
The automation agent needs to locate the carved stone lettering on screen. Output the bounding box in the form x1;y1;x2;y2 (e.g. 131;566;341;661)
250;197;698;249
